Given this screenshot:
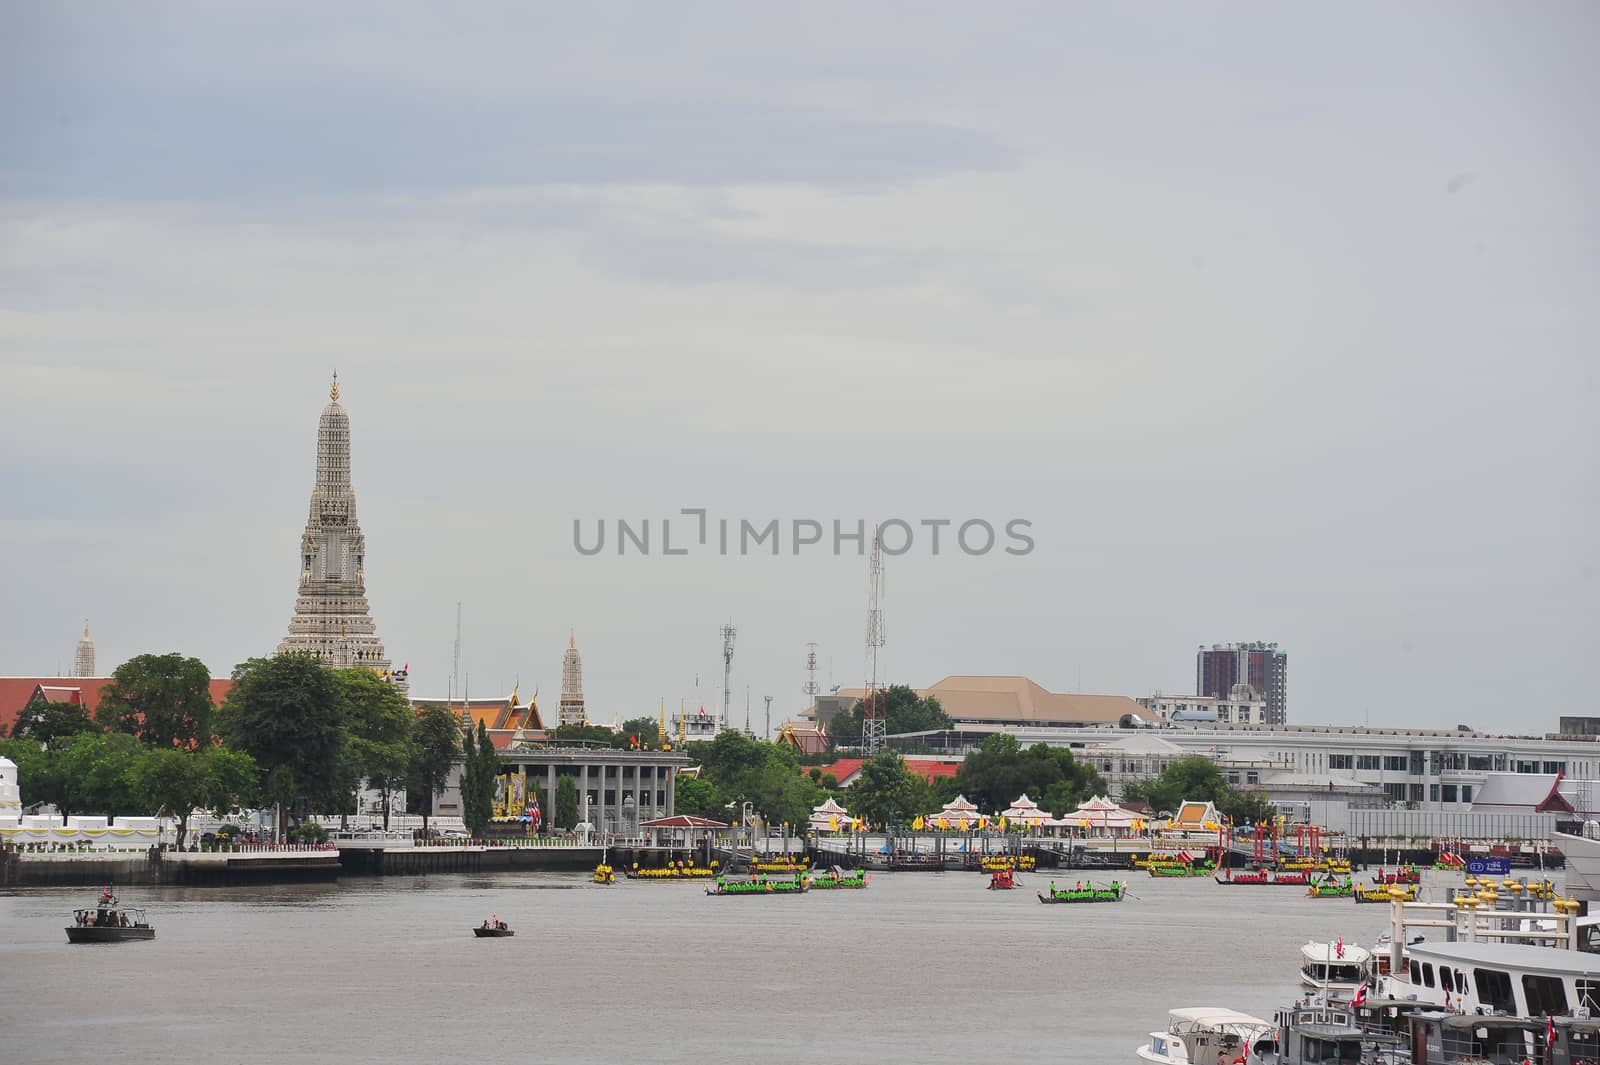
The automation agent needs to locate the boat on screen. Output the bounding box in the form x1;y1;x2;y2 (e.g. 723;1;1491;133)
980;854;1036;872
65;890;154;943
1246;1002;1368;1064
1370;865;1421;885
1037;881;1125;903
1215;869;1311;886
1353;882;1414;904
1304;879;1355;899
807;868;870;890
750;857;809;873
705;877;810;896
987;868;1018;890
1299;940;1371;1000
473;919;514;937
1135;1007;1275;1064
593;863;615;884
625;862;717;880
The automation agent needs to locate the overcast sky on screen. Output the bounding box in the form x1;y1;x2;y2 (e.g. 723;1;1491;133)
2;3;1594;733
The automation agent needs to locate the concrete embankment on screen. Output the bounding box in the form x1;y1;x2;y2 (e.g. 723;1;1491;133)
1;847;342;887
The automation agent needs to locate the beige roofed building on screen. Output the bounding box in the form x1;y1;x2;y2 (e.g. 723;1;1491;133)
806;675;1155;731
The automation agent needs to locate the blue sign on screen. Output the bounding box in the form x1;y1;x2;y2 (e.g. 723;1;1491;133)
1466;857;1510;876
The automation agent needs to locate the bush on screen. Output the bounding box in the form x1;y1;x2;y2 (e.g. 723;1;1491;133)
288;823;328;844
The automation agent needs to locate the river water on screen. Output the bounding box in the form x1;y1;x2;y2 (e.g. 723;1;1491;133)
2;869;1467;1064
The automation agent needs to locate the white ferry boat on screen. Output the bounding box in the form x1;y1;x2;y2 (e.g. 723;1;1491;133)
1136;1006;1276;1064
1298;940;1370;1000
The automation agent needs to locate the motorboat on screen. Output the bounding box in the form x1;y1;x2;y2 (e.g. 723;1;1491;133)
1135;1006;1275;1064
1246;1003;1367;1065
65;890;154;943
474;919;514;937
1299;940;1371;1000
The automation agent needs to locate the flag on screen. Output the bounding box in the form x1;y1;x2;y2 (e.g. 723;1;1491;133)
1548;1015;1557;1050
698;705;706;716
1352;982;1368;1007
912;816;924;830
1336;937;1344;959
828;815;839;831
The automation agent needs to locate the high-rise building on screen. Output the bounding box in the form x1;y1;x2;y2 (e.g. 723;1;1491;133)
73;623;95;678
559;631;587;726
1197;642;1287;724
278;373;394;677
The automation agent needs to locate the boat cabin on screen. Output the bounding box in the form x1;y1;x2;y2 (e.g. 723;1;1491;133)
1399;940;1600;1018
1257;1004;1364;1065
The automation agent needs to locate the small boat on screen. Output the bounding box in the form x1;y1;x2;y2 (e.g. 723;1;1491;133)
65;890;154;943
473;920;514;937
1305;879;1355;899
1353;882;1413;904
705;877;810;896
807;867;870;890
1135;1007;1275;1064
987;868;1018;890
1037;881;1125;904
1215;869;1311;886
1370;866;1421;885
1298;940;1370;1000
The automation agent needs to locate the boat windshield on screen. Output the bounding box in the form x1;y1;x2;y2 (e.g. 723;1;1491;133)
1301;1035;1361;1064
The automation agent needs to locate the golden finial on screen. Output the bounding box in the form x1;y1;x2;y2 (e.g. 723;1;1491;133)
569;629;576;649
330;370;340;403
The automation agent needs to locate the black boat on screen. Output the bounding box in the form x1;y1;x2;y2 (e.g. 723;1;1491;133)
65;891;154;943
470;914;515;933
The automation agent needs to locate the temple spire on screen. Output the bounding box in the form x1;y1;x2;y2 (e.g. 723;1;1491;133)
73;622;96;678
280;374;395;686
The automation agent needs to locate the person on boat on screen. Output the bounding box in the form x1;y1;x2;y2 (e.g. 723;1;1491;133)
1049;881;1056;896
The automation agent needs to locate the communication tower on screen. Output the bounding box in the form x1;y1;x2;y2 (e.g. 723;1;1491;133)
862;527;886;754
720;622;737;728
804;643;820;710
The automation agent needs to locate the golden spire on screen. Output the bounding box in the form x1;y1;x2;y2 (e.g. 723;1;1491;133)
569;629;575;649
330;369;340;403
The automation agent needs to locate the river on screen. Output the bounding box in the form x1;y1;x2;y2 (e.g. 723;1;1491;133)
2;869;1461;1063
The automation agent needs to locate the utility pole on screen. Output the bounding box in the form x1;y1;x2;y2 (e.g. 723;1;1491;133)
764;695;773;740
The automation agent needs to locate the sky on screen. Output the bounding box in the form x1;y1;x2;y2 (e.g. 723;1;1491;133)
1;3;1595;733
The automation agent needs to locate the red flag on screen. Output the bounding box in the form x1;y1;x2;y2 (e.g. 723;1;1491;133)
698;705;706;716
1548;1015;1557;1049
1352;982;1367;1007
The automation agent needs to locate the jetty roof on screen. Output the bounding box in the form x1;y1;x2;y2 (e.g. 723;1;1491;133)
641;814;728;829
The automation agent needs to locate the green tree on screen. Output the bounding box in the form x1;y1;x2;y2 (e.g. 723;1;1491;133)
0;737;65;813
953;736;1107;816
335;669;416;830
132;747;259;848
548;723;622;745
686;731;822;828
1121;755;1275;826
840;685;952;744
407;707;460;837
96;653;216;747
217;653;348;841
8;696;101;745
618;716;659;747
555;775;580;830
670;774;727;821
460;720;496;838
846;750;919;828
57;732;149;818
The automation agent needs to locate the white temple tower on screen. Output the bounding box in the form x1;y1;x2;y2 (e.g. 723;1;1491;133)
559;631;587;726
278;373;393;678
73;623;96;678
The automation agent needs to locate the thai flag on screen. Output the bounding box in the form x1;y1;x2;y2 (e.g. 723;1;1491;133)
1548;1015;1557;1049
1352;982;1368;1007
1336;936;1344;959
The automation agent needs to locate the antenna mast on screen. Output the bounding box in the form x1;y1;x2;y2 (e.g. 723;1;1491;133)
862;526;886;754
763;695;773;741
720;622;737;728
804;643;820;711
450;601;462;706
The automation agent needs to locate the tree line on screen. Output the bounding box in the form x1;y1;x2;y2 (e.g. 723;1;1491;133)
3;651;465;845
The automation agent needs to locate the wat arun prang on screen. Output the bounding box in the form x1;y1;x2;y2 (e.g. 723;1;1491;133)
278;373;397;681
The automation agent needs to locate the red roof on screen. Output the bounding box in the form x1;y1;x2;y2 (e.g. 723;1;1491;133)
0;677;233;737
810;757;961;787
641;814;728;829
